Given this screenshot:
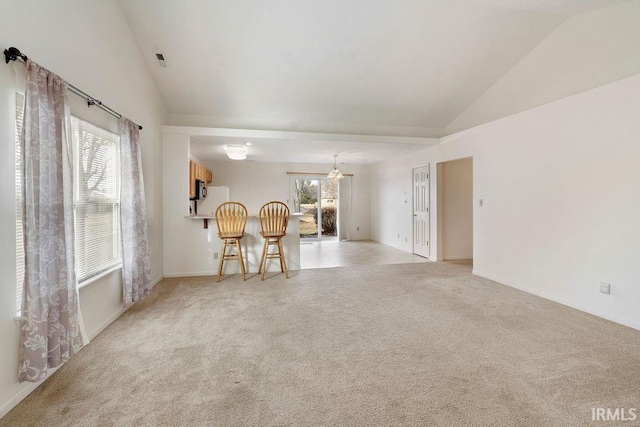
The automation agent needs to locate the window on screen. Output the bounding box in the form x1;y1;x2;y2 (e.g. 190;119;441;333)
71;117;122;282
15;103;122;314
15;93;24;315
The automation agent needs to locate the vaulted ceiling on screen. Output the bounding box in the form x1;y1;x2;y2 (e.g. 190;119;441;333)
118;0;631;162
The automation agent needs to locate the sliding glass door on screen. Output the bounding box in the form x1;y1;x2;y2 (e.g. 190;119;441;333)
291;177;338;239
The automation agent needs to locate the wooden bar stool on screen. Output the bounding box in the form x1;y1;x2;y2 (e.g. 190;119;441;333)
258;201;290;280
214;202;248;283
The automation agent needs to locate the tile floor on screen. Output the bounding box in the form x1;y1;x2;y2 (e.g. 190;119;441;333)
299;239;431;270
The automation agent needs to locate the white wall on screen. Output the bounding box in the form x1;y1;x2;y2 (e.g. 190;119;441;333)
205;159;371;236
372;72;640;330
168;112;446;138
162;134;195;275
162;144;372;277
0;0;167;417
446;0;640;134
440;158;473;261
373;4;640;330
371;153;427;253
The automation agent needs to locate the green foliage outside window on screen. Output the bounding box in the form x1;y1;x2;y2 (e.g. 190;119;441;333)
312;206;337;235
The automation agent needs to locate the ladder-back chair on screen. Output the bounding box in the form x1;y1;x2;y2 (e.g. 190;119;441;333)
258;201;290;280
214;201;248;282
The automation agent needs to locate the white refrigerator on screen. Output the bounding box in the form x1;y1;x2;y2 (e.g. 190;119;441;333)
196;185;230;216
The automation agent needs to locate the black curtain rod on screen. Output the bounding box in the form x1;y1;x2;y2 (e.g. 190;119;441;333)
4;47;142;130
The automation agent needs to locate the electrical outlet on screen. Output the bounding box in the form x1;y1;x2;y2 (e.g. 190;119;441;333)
357;226;360;231
599;282;610;295
214;252;219;260
398;233;400;238
479;199;484;207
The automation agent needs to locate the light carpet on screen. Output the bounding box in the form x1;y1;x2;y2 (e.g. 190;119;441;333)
2;262;639;426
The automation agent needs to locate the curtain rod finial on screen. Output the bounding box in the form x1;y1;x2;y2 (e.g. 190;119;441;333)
4;47;27;64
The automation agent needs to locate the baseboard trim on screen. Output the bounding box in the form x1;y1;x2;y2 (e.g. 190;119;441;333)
0;365;62;419
87;307;128;341
151;276;163;288
472;270;640;331
443;256;473;261
163;268;300;278
87;275;163;340
163;272;215;278
1;275;165;420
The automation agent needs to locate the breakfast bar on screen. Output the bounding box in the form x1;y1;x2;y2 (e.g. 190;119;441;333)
185;213;302;276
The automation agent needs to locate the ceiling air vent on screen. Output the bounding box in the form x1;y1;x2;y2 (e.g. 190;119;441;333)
155;53;167;68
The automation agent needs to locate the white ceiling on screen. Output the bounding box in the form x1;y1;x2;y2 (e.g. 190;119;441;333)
466;0;632;16
119;0;570;130
119;0;630;163
190;135;430;164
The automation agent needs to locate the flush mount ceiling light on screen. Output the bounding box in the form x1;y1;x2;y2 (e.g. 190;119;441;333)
327;154;344;182
224;144;247;160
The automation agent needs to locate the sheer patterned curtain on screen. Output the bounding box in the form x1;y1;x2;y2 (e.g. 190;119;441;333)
18;60;84;382
339;176;353;241
120;118;152;304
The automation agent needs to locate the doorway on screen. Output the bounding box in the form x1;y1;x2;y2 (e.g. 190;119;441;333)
290;177;338;240
412;165;430;258
436;157;473;263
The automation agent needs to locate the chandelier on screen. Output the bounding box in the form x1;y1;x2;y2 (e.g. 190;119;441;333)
327;154;344;182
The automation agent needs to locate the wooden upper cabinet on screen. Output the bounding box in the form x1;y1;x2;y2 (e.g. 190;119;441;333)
188;160;214;198
189;161;197;199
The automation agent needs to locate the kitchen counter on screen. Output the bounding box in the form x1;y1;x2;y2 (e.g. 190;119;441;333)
182;213;301;276
185;212;304;219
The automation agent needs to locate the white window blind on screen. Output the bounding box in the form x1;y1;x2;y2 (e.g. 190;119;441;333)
71;117;122;282
15;93;25;316
15;102;122;314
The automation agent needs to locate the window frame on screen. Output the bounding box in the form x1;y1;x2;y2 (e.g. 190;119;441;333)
70;115;123;284
15;93;25;316
15;99;124;316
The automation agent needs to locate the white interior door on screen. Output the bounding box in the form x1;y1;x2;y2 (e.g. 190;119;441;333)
413;165;430;258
